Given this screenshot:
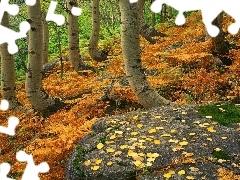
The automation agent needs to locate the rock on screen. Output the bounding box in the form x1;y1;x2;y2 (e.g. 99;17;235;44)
65;104;240;180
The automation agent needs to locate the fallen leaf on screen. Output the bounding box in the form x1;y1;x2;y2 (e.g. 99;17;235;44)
106;148;115;153
207;126;216;133
189;167;199;172
107;161;113;166
179;141;188;146
189;132;196;136
154;139;161;144
148;128;156;133
120;145;128;149
91;166;100;170
168;139;179;143
131;131;138;136
137;123;143;128
97;143;104;149
214;148;221;152
110;134;116;139
94;159;102;165
84;160;91;166
178;170;185;175
186;176;195;179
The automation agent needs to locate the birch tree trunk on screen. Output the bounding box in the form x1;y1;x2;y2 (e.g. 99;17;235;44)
26;0;64;115
67;0;84;71
0;12;21;109
120;0;172;109
88;0;108;61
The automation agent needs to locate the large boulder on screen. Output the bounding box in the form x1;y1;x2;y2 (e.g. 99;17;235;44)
65;104;240;180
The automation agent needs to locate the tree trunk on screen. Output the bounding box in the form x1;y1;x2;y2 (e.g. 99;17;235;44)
88;0;108;61
67;0;84;71
119;0;172;109
42;13;49;64
26;0;64;115
138;0;166;44
208;12;232;65
168;6;172;19
0;12;21;110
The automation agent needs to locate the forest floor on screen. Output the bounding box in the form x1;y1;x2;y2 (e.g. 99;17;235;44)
0;12;240;179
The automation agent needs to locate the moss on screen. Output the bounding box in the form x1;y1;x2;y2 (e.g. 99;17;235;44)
197;102;240;126
212;150;230;160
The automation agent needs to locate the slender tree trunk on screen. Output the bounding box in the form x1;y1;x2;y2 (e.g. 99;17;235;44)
0;12;21;110
168;6;172;19
67;0;84;71
26;0;64;115
88;0;108;61
42;13;49;64
138;0;166;44
119;0;172;109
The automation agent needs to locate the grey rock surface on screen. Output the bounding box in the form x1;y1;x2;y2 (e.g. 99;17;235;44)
65;104;240;180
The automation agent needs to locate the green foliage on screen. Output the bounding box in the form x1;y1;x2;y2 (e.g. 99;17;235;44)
197;102;240;126
212;149;230;160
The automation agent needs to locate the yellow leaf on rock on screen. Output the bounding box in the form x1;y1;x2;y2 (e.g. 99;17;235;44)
106;148;115;153
94;159;102;165
91;166;99;170
97;143;104;149
110;134;116;139
84;160;91;166
189;167;199;172
178;170;185;175
156;126;164;130
161;134;171;137
171;129;176;133
179;141;188;146
207;126;216;132
186;176;195;179
168;139;179;143
163;172;172;179
221;136;227;140
131;131;138;136
133;160;144;167
154;140;161;144
107;161;113;166
137;124;143;128
206;138;212;141
206;116;212;119
214;147;221;151
148;128;156;133
189;132;196;136
120;145;128;149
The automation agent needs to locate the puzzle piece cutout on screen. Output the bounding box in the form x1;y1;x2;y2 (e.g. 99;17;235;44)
46;1;82;26
16;151;50;180
0;163;14;180
151;0;240;37
0;100;19;136
0;0;36;54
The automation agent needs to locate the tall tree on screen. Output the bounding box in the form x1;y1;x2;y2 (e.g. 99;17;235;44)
67;0;84;71
25;0;63;115
88;0;108;61
119;0;172;109
0;12;21;110
137;0;166;44
42;13;49;64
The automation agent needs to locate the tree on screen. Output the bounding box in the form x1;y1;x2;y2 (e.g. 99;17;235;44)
42;13;49;64
88;0;108;61
0;12;22;110
25;0;64;115
67;0;84;71
207;12;232;66
119;0;172;109
137;0;166;44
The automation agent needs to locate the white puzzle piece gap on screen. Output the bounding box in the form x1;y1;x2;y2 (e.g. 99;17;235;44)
0;116;19;136
71;7;82;16
0;0;19;22
0;163;14;180
25;0;36;6
0;99;9;111
129;0;138;3
150;0;240;37
46;1;65;26
16;151;50;180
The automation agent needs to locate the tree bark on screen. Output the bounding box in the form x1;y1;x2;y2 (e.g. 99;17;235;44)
119;0;172;109
67;0;84;71
26;0;63;115
0;12;21;109
88;0;108;61
42;13;49;64
138;0;166;44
